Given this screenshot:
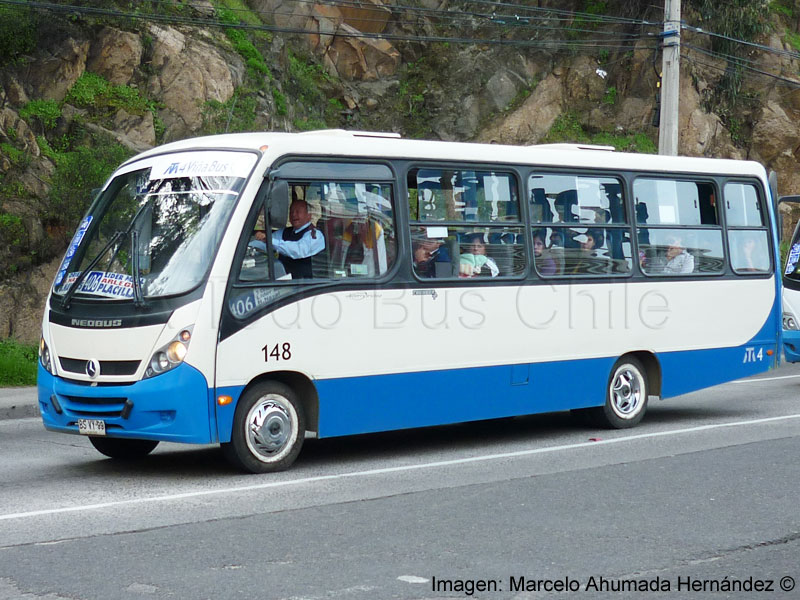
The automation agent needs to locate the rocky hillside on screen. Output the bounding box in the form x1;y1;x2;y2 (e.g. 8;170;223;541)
2;0;800;342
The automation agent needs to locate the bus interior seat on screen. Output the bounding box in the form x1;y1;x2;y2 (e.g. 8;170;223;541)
530;187;552;222
555;189;579;224
432;237;459;278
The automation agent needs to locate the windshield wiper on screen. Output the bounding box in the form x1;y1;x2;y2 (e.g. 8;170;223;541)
60;231;124;310
131;229;146;308
60;203;151;311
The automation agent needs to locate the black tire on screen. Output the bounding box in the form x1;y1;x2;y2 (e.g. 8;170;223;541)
221;381;305;473
589;356;649;429
89;437;159;459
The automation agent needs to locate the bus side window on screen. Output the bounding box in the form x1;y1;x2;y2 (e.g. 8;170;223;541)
239;202;278;282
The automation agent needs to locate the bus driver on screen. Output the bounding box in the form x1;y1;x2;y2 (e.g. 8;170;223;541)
272;199;325;279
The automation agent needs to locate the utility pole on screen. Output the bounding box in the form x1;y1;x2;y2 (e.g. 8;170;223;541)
658;0;681;156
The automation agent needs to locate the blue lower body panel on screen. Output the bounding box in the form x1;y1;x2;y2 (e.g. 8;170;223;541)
313;342;778;439
38;363;214;444
316;356;614;438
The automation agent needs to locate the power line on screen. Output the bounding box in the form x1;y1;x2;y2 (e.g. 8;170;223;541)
683;44;800;88
0;0;657;50
462;0;661;27
5;0;797;91
129;0;660;42
683;23;800;62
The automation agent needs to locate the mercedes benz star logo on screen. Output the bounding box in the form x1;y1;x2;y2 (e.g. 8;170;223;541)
86;359;100;379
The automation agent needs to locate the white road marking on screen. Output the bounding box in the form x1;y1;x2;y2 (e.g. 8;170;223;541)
730;373;800;383
397;576;429;584
2;413;800;522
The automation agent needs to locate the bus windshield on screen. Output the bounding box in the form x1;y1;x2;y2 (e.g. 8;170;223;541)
786;227;800;282
53;150;258;301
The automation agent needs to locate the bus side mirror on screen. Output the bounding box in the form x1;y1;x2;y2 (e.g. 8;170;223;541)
269;180;289;226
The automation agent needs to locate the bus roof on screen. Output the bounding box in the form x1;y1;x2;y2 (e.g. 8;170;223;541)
126;130;768;179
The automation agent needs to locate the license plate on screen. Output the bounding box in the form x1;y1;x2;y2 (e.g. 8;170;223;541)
77;419;106;436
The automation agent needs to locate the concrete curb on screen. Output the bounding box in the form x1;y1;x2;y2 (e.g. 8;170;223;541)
0;387;39;420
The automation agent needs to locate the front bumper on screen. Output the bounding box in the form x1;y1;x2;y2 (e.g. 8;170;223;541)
783;329;800;363
37;362;215;443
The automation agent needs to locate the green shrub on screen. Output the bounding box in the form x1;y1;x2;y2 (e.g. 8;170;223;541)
293;117;327;132
217;5;272;84
20;99;62;130
543;112;588;143
65;72;156;116
272;89;288;116
0;6;37;66
0;212;27;276
201;91;259;134
325;98;345;125
0;212;26;250
543;113;656;153
769;0;793;19
0;339;38;387
287;52;327;107
0;143;26;167
786;31;800;52
47;136;132;236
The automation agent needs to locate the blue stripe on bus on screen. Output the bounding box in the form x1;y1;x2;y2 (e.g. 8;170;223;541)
313;343;777;438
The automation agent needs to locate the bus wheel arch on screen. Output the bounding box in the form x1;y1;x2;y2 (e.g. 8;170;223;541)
221;371;319;474
628;351;661;400
242;370;319;434
595;352;659;429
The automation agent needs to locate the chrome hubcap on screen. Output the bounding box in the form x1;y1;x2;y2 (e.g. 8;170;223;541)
245;396;294;461
610;366;643;418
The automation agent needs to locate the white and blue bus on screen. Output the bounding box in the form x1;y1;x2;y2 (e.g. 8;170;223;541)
37;131;782;472
780;199;800;361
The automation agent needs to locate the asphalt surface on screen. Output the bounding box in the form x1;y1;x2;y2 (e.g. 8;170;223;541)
0;386;37;420
1;364;800;599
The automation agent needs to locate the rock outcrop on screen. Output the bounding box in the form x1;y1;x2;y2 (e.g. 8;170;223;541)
146;25;245;141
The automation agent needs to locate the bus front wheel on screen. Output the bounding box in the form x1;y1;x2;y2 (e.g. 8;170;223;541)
89;437;159;459
222;381;305;473
593;357;649;428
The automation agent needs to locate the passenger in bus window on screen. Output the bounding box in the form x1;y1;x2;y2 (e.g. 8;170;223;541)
733;231;769;272
412;237;443;277
271;199;326;279
533;229;557;276
663;236;694;274
570;229;609;274
342;220;387;276
459;233;499;278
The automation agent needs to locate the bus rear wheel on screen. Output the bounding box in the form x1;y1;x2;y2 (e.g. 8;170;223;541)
222;381;305;473
592;357;648;428
89;437;159;459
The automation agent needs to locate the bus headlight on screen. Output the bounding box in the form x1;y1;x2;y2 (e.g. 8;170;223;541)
39;336;53;374
167;341;187;363
144;328;192;379
783;312;799;330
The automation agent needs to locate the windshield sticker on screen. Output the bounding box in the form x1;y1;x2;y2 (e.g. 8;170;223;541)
149;152;257;181
62;271;136;299
786;242;800;275
54;216;93;287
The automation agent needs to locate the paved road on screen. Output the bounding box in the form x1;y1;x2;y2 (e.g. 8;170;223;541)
1;365;800;599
